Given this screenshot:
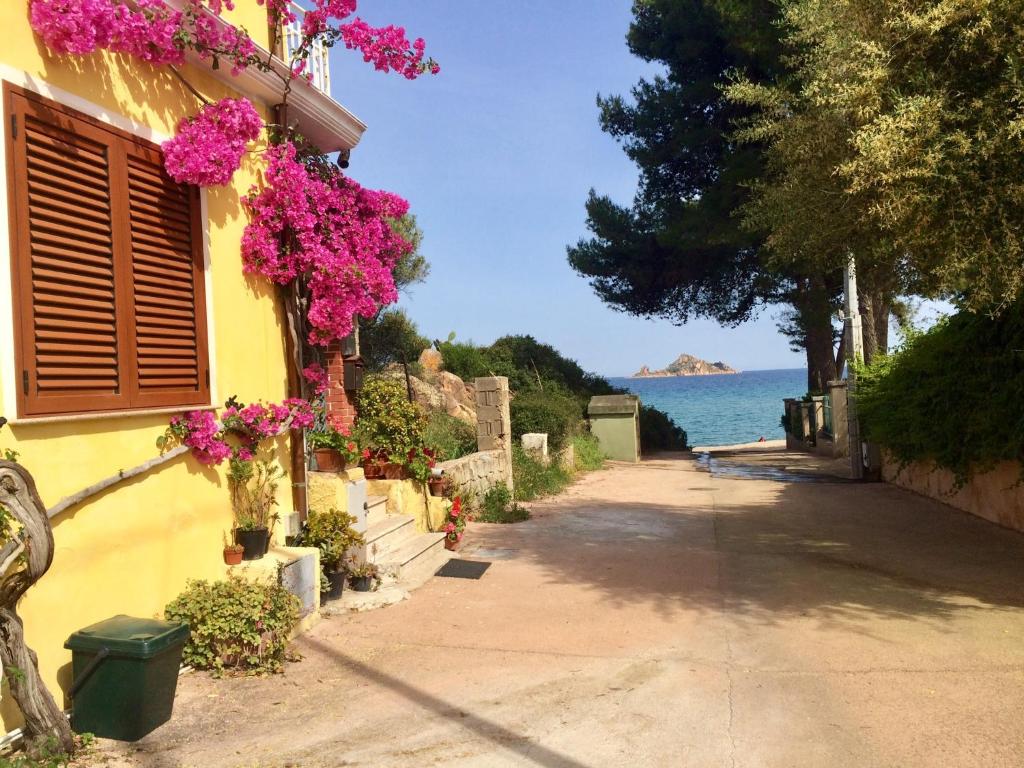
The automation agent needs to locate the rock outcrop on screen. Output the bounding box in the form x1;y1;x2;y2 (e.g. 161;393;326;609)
380;351;477;425
632;354;738;378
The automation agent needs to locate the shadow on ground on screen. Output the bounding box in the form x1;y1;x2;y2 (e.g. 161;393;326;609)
465;454;1024;630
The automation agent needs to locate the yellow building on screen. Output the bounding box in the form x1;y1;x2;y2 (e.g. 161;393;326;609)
0;2;364;731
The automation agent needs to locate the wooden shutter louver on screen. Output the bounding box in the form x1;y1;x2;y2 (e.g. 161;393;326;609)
125;147;209;407
6;84;210;417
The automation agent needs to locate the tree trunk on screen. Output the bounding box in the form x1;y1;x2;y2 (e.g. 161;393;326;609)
859;290;891;364
0;607;73;755
800;276;839;393
0;462;74;756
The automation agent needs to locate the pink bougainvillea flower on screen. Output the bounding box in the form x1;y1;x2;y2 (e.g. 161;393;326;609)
163;97;262;186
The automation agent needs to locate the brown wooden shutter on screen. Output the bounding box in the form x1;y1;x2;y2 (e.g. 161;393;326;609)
7;88;131;416
124;143;210;408
5;83;210;417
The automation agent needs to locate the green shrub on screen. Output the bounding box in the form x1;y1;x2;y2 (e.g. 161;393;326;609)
572;432;605;471
512;444;573;502
857;306;1024;485
164;577;299;675
639;405;689;451
301;508;363;574
476;484;531;523
423;411;477;461
510;388;583;450
437;339;501;381
355;376;424;459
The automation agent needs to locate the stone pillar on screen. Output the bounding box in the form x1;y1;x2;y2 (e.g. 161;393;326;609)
827;381;849;458
475;376;513;493
325;340;357;433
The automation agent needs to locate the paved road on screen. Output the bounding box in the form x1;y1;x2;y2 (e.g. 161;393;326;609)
111;449;1024;767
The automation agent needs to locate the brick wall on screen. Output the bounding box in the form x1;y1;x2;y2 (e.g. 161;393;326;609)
325;340;357;432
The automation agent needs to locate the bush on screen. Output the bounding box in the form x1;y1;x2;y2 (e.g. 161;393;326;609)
301;508;363;574
639;405;689;451
572;432;605;471
437;338;501;381
355;376;424;459
510;388;583;450
857;306;1024;485
164;577;299;675
512;444;573;502
423;411;477;461
476;484;530;523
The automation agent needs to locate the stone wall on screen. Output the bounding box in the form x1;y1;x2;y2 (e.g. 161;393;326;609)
882;454;1024;533
475;376;514;493
437;449;511;504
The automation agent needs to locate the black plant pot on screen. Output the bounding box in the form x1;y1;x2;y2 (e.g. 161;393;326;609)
323;570;346;600
235;528;270;561
350;575;373;592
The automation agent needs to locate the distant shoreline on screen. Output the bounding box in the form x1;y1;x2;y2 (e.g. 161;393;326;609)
608;367;805;379
629;370;739;379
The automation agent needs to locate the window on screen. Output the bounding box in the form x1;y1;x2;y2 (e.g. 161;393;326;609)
4;84;210;418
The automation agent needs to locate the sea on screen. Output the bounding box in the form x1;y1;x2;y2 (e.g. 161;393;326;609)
608;368;807;448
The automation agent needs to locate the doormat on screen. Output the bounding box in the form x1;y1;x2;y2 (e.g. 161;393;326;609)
436;559;491;579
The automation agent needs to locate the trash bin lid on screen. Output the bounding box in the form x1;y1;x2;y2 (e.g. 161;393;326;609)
65;615;189;659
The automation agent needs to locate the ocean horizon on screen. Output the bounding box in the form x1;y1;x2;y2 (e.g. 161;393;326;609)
609;368;807;447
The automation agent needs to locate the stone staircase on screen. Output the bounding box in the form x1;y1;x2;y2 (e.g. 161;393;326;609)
363;495;451;589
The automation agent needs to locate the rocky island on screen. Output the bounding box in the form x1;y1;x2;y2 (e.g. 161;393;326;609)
632;354;738;378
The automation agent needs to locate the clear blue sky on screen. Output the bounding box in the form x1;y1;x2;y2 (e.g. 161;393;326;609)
326;0;808;377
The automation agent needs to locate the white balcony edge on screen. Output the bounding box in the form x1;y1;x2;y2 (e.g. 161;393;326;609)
164;0;366;152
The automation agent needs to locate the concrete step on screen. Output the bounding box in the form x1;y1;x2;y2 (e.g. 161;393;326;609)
364;514;417;562
377;531;452;588
365;494;388;528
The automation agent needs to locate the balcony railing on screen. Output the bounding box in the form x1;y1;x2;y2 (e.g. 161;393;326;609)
282;2;331;94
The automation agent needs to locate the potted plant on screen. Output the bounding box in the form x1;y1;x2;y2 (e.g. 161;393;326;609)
228;457;283;560
308;430;344;472
301;508;364;601
347;560;379;592
443;496;467;551
361;447;386;479
308;421;361;473
406;446;437;487
354;377;425;481
427;473;446;497
222;532;244;566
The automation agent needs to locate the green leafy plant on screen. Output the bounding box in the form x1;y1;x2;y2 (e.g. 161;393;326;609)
512;444;573;502
405;446;437;483
856;305;1024;486
423;411;477;460
164;576;299;675
301;508;363;574
355;376;425;459
346;560;379;581
307;428;361;464
572;432;605;471
227;458;283;531
638;405;688;451
476;485;530;524
510;387;583;450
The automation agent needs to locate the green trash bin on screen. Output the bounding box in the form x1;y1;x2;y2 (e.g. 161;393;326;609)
65;615;189;741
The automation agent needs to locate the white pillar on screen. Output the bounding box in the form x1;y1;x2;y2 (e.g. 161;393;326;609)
844;254;864;480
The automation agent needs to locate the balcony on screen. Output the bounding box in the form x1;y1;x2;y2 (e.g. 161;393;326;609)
281;2;332;94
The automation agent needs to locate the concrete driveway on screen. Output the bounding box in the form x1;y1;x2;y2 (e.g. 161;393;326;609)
106;450;1024;767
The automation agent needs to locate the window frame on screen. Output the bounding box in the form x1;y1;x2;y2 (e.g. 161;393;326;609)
3;82;212;419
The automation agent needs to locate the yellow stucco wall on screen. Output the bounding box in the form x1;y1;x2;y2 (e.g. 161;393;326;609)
0;6;291;730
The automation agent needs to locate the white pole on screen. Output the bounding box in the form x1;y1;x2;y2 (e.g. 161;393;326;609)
844;254;864;479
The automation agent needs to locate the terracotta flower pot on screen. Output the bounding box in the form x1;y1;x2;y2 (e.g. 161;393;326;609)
313;448;345;473
383;462;406;480
444;537;458;552
428;477;446;497
362;460;384;480
223;547;244;566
